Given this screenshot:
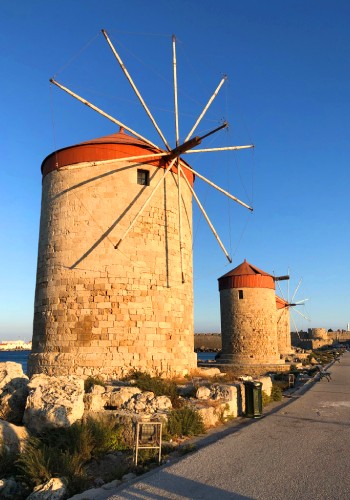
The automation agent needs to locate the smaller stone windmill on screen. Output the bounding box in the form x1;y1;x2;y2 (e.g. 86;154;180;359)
218;260;288;368
275;276;309;351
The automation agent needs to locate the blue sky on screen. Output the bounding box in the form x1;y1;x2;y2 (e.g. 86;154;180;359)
1;0;350;340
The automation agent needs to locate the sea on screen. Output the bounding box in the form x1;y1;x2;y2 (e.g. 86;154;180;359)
0;350;30;374
0;350;215;374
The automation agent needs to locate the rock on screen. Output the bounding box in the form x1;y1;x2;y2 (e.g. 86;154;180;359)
0;362;29;424
153;395;172;411
256;376;273;397
107;387;141;408
122;472;136;481
195;405;218;428
23;374;84;434
26;477;67;499
211;384;239;418
0;477;27;499
196;367;221;377
196;386;211;400
84;385;108;412
0;419;29;453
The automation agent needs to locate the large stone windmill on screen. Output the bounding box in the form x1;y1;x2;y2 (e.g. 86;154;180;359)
28;30;253;379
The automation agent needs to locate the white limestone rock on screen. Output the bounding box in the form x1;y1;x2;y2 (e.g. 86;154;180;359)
0;362;29;424
196;386;211;400
0;419;29;453
84;384;108;412
108;387;142;408
257;376;273;397
23;374;84;434
26;477;67;500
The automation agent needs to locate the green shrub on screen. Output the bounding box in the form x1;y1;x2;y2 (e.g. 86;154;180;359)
84;376;105;392
261;391;271;407
166;407;205;437
0;442;19;478
271;384;283;401
16;416;127;495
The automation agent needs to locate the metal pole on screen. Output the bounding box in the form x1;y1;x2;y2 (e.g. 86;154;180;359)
50;78;160;150
179;165;232;263
184;76;227;142
115;158;177;249
102;29;171;152
179;160;253;211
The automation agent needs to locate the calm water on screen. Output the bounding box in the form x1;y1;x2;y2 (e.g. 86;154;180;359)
196;352;217;361
0;350;214;374
0;350;30;374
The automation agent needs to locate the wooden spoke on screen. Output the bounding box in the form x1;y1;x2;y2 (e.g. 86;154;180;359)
184;76;227;142
184;145;254;154
179;165;232;263
172;35;180;148
102;29;171;151
291;278;303;302
179;160;253;211
50;78;160;150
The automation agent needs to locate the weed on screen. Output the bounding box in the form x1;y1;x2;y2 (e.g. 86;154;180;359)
271;384;283;401
0;442;19;478
84;376;105;392
166;407;205;437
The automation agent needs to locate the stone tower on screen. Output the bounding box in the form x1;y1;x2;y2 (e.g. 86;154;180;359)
276;296;293;355
218;260;281;365
28;130;197;378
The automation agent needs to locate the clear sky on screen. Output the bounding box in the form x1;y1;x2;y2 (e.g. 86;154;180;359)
1;0;350;341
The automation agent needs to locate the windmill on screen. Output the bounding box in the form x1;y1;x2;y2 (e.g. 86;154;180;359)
275;273;310;352
29;30;254;379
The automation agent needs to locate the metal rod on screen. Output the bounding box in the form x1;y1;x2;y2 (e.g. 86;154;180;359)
179;165;232;263
184;145;254;154
102;29;171;152
115;158;177;249
185;76;227;142
50;78;160;150
179;160;253;211
172;35;180;148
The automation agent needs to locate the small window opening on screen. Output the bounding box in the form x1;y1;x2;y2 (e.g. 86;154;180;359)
238;290;244;299
137;169;150;186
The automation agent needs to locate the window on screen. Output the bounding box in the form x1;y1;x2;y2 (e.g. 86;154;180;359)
238;290;244;299
137;169;150;186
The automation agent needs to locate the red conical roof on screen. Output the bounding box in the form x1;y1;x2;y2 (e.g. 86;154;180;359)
218;259;275;291
41;128;195;185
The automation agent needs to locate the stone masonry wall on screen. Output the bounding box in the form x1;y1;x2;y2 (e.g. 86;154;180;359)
276;307;292;354
219;287;281;364
29;158;197;378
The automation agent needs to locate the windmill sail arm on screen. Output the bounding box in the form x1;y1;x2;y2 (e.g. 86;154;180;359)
184;145;254;153
179;160;253;212
179;165;232;263
102;29;171;152
49;78;160;150
184;75;227;142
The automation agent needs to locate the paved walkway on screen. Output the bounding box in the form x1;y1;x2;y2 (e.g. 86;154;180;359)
91;352;350;499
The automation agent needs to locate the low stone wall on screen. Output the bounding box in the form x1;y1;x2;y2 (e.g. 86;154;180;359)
194;334;221;351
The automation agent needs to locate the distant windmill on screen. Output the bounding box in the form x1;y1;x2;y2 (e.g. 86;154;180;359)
275;272;310;351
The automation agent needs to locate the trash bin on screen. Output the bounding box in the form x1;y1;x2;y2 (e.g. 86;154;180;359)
244;381;262;418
